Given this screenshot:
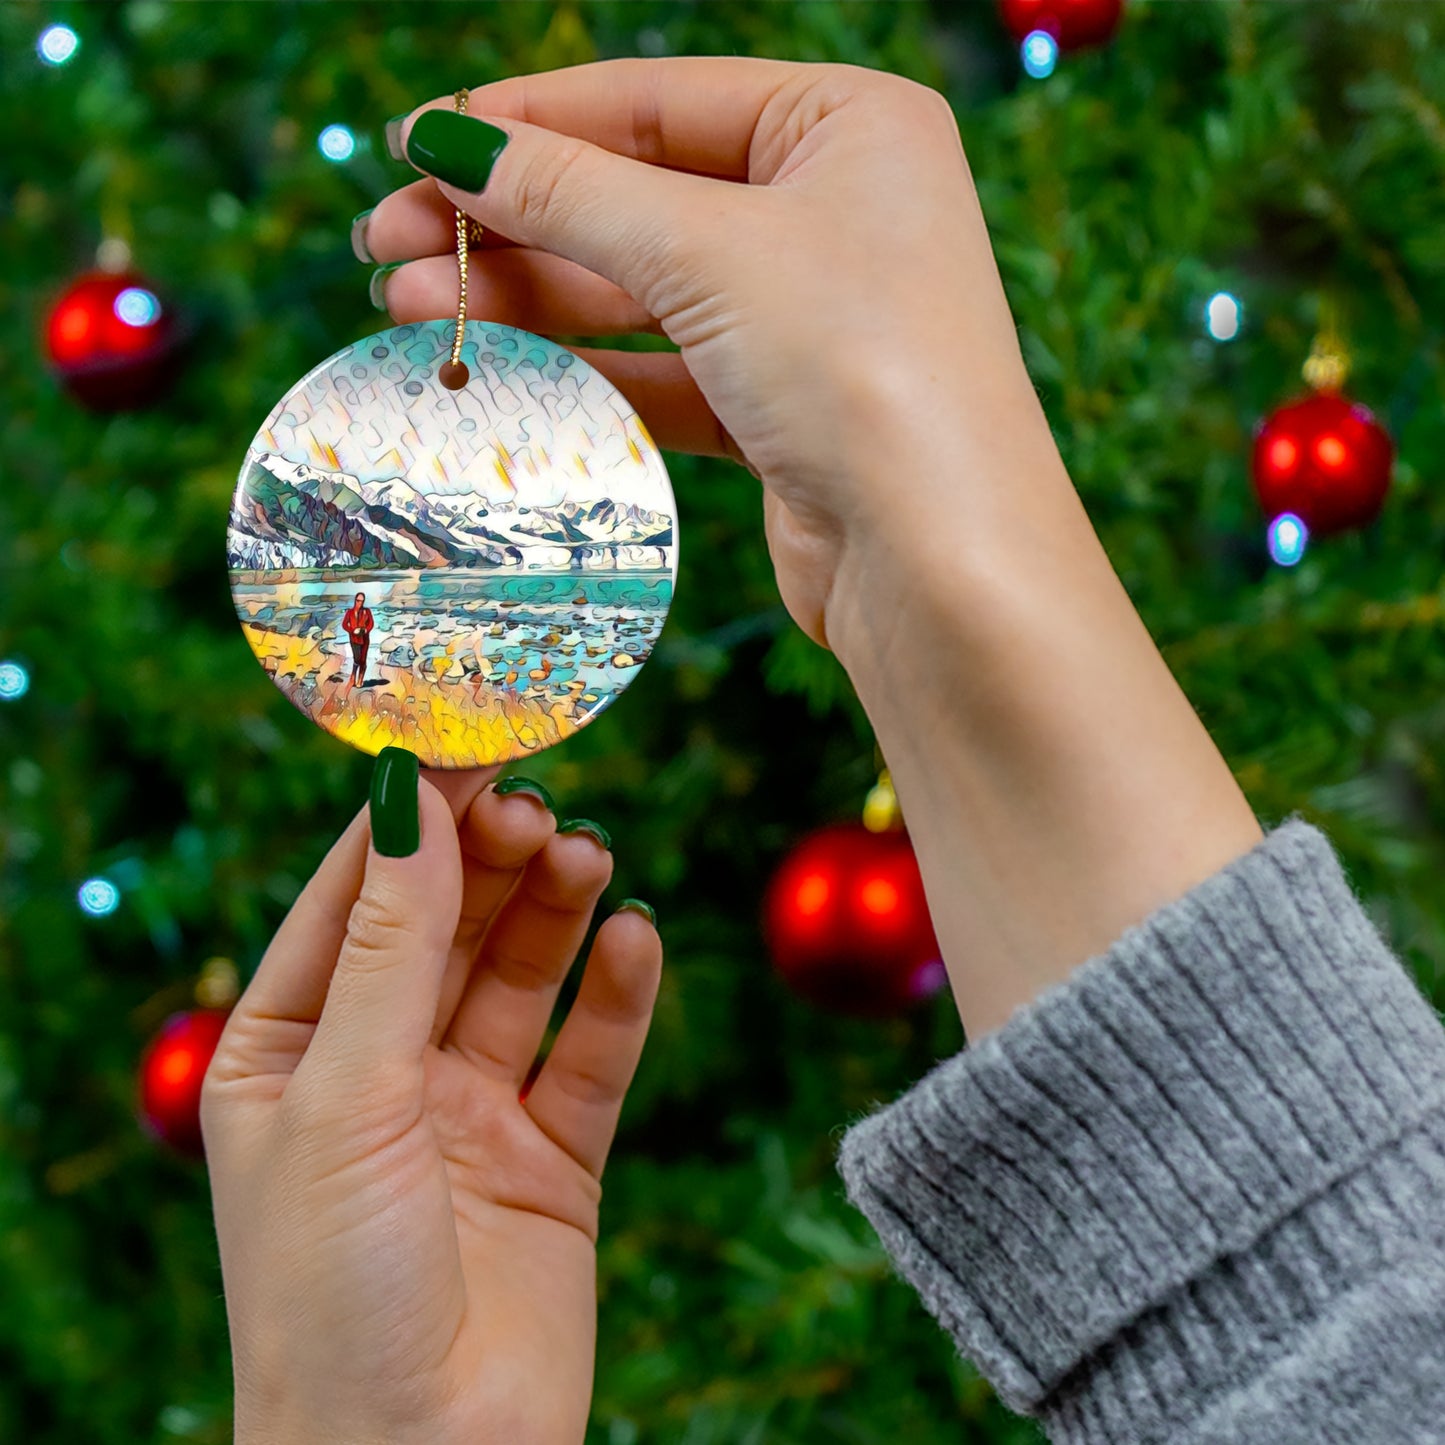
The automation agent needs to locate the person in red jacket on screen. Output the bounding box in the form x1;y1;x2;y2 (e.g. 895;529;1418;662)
342;592;374;685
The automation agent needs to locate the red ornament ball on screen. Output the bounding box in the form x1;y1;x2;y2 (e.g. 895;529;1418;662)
763;823;945;1017
998;0;1124;49
44;270;180;410
1251;392;1393;537
137;1009;230;1157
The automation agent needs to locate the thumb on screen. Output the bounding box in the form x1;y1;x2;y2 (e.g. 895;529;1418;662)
398;106;733;316
301;748;463;1092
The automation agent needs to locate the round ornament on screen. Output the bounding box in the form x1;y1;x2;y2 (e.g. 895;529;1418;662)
763;823;945;1018
137;1008;231;1157
45;269;180;411
1251;391;1393;537
228;320;676;768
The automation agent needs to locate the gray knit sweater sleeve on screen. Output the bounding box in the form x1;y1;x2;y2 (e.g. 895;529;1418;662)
836;817;1445;1443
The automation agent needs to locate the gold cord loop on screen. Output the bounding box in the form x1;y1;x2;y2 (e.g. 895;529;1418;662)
440;88;481;390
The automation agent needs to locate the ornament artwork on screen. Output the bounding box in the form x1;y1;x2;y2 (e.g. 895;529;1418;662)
45;268;180;411
764;773;945;1017
1251;328;1393;539
228;93;675;768
997;0;1124;51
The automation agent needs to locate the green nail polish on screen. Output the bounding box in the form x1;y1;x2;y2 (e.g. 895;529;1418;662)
350;208;375;264
369;262;403;311
370;747;420;857
493;775;555;811
405;110;510;192
558;818;612;850
384;114;409;162
617;898;656;926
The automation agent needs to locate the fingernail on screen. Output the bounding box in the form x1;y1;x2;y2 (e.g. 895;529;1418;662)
370;746;420;857
384;114;408;162
350;208;375;264
616;897;656;925
405;110;510;192
369;262;404;311
558;818;612;850
493;775;555;811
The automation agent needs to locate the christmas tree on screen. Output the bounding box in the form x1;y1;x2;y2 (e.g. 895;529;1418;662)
2;3;1442;1441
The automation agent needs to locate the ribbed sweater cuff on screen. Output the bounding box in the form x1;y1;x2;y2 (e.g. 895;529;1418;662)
836;817;1445;1420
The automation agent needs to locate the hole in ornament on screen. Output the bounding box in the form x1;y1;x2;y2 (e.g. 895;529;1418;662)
439;360;469;390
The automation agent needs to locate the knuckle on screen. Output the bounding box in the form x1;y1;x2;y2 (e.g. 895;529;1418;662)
844;67;956;130
513;136;592;231
550;1059;618;1110
913;81;961;135
340;892;411;969
485;943;558;993
629;71;668;167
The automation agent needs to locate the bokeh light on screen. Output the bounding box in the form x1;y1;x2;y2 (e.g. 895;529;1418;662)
37;24;79;66
793;872;831;918
1021;30;1059;79
1205;291;1242;341
114;287;162;328
78;878;121;917
318;124;356;162
0;660;29;700
1267;512;1309;567
859;876;900;918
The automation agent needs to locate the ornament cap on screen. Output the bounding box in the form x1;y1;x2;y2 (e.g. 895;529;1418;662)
195;956;240;1009
862;767;902;832
1302;338;1350;393
1303;299;1350;392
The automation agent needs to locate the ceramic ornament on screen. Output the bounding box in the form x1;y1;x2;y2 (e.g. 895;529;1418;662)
227;318;676;768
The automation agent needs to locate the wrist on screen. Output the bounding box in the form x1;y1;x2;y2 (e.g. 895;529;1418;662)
823;417;1262;1039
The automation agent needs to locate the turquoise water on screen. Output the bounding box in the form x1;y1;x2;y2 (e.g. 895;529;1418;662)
231;567;672;709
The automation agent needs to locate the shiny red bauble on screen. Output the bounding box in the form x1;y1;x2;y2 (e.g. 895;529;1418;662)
137;1009;230;1157
44;270;180;410
1251;392;1394;537
763;823;945;1017
998;0;1124;49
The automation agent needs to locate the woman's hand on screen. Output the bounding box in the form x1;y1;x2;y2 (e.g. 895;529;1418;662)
202;757;661;1445
362;58;1262;1041
362;56;1042;656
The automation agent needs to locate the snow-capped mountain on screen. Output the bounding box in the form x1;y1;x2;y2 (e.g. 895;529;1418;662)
228;453;673;572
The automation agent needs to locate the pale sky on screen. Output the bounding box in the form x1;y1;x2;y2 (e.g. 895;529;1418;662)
249;320;674;514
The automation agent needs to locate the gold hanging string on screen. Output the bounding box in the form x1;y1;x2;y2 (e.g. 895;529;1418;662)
440;88;484;391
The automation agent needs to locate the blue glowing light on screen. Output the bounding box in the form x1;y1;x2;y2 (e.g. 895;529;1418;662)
78;878;121;917
1267;512;1308;567
1205;291;1242;342
0;661;29;700
318;124;357;162
1021;30;1059;79
114;287;161;328
38;24;79;66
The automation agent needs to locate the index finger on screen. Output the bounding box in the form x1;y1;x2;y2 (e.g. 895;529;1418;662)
404;55;809;181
